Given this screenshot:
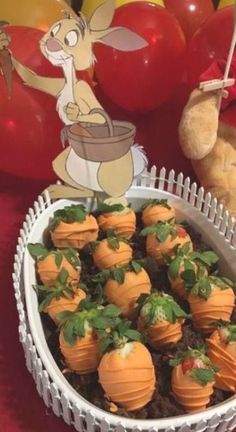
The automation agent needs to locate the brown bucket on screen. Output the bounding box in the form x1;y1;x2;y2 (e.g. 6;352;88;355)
61;108;136;162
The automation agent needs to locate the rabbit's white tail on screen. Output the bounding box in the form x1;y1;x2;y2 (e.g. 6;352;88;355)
131;144;148;177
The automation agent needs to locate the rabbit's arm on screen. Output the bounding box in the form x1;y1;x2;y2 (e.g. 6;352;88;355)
12;57;64;97
179;89;219;160
65;80;105;123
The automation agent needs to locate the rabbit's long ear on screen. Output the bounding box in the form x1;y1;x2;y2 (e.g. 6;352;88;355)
89;0;115;31
92;27;148;51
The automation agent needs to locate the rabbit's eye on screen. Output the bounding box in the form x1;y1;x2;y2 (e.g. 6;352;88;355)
50;24;61;37
64;30;78;47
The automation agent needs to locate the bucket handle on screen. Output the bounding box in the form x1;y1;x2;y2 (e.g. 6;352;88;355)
89;108;114;137
60;108;114;147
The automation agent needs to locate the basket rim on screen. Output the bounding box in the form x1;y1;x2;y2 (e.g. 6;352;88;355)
65;121;136;145
21;185;236;430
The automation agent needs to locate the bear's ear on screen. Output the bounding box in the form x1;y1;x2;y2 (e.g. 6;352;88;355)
89;0;115;31
93;27;148;51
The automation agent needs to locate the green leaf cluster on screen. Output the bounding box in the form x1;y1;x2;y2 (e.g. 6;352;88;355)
138;292;190;326
211;321;236;343
169;347;218;385
188;272;234;300
189;368;216;386
225;324;236;343
36;268;76;312
28;244;81;270
168;243;218;279
97;201;126;214
141;199;171;211
49;204;88;230
92;261;144;286
28;243;48;260
106;233;129;251
169;347;206;367
98;318;145;355
58;301;121;346
140;220;179;243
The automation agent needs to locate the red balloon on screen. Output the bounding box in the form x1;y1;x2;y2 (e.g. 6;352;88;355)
186;6;234;87
94;2;186;112
0;72;63;181
164;0;214;42
0;26;63;180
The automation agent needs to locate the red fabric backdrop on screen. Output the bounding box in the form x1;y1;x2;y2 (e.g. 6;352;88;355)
0;83;196;431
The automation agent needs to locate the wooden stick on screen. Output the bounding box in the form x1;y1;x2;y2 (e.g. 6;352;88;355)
217;0;236;111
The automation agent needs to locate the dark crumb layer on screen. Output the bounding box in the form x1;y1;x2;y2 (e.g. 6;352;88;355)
41;214;234;419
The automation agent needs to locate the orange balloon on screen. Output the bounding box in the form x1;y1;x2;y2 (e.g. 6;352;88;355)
0;0;76;32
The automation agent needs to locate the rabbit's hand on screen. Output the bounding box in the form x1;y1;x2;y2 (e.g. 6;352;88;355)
64;102;80;122
0;30;10;51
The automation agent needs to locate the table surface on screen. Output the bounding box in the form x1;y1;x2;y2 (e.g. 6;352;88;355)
0;85;197;431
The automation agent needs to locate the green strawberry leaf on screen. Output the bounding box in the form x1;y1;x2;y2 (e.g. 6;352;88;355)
190;251;219;267
124;329;145;342
57;310;75;325
181;269;197;286
107;237;121;250
168;256;182;279
141;199;171;211
140;225;159;236
97;202;126;214
58;268;69;285
50;204;87;230
191;278;212;300
131;260;142;274
102;304;121;318
112;267;125;284
62;248;81;269
99;335;113;355
28;243;48;260
63;320;79;345
55;252;63;269
189;368;216;386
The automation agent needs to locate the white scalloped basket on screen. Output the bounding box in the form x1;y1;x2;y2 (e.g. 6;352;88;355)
13;167;236;432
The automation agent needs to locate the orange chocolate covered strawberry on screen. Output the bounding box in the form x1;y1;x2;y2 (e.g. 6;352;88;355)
141;199;175;226
92;235;132;270
207;323;236;392
98;319;156;411
141;221;192;266
171;348;217;413
28;243;81;287
94;261;151;318
97;200;136;240
37;268;86;325
167;243;218;299
137;292;189;349
59;301;121;374
188;273;235;334
50;204;98;249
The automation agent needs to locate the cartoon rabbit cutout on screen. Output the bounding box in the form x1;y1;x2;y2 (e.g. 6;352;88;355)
8;0;148;199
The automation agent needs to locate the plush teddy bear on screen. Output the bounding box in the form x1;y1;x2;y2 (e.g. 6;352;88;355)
179;58;236;217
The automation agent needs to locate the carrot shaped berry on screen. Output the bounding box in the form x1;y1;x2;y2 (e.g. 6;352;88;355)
141;199;175;226
49;204;98;249
188;274;235;334
137;292;189;349
92;236;132;270
141;221;192;266
207;323;236;392
59;301;121;374
98;319;156;411
97;201;136;240
170;348;217;412
28;243;81;287
36;268;86;325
